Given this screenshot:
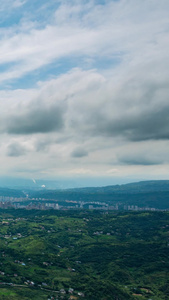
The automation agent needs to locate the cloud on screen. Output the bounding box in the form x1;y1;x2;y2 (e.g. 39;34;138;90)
71;147;88;158
13;0;26;8
0;0;24;11
6;104;64;135
35;138;52;152
118;155;161;166
0;0;169;181
0;0;167;83
65;66;169;142
91;102;169;142
7;142;27;157
116;140;169;166
1;62;169;144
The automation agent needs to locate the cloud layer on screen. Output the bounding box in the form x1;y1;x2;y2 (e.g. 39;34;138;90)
0;0;169;182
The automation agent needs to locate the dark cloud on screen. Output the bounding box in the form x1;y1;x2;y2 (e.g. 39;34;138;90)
118;107;169;141
118;154;162;166
6;105;64;135
71;148;88;158
7;142;27;157
89;83;169;142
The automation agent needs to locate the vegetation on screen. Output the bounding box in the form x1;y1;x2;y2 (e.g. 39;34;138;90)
0;209;168;299
28;180;169;209
1;180;169;209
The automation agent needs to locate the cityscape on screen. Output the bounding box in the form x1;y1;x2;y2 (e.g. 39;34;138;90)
0;196;165;211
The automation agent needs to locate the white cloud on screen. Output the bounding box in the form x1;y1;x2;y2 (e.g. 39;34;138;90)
0;0;168;82
13;0;26;8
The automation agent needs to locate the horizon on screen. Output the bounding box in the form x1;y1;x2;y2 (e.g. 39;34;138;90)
0;176;169;190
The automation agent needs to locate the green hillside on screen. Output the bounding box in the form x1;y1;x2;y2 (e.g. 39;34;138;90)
28;180;169;209
0;209;168;299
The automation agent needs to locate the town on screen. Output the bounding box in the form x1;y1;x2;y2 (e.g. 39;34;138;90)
0;196;166;211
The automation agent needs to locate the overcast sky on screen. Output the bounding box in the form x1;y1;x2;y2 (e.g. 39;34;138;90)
0;0;169;185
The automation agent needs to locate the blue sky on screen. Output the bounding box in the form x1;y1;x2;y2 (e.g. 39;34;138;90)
0;0;169;186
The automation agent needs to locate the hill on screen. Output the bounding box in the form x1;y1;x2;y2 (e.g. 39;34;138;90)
28;180;169;210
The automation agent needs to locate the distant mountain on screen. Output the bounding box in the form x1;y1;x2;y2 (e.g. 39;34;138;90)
76;180;169;193
0;187;25;198
0;180;169;209
36;180;169;194
28;180;169;209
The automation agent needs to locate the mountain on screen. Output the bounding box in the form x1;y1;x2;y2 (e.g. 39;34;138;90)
28;180;169;210
0;180;169;209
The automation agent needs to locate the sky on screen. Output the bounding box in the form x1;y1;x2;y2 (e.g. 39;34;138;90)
0;0;169;186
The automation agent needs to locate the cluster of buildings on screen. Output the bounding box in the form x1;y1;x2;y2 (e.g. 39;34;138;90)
0;201;59;210
123;205;158;211
0;197;166;211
